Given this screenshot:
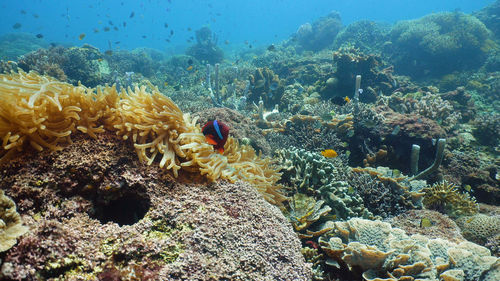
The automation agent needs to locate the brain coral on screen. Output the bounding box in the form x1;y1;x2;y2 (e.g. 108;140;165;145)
0;70;285;205
319;218;499;281
0;190;28;252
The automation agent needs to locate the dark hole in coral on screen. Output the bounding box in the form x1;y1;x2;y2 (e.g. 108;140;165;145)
92;193;150;226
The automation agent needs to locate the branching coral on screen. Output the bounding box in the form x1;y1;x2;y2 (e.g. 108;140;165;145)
0;70;285;206
422;181;478;217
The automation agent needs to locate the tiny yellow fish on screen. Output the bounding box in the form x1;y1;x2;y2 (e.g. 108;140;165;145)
347;186;355;194
321;149;338;158
344;96;351;103
97;58;103;62
464;185;472;192
79;33;86;40
7;60;15;64
186;65;193;71
164;81;168;86
420;217;433;228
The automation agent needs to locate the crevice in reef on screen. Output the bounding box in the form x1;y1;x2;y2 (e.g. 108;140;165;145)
90;192;150;226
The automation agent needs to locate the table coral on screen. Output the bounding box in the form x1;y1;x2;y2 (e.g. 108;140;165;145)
0;70;284;206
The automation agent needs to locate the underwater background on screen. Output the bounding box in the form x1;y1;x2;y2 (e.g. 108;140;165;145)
0;0;499;280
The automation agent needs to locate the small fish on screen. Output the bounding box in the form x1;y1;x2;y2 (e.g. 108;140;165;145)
79;33;86;40
12;23;22;29
164;81;168;86
347;186;355;194
33;13;39;18
20;10;27;14
170;30;174;35
123;21;127;27
187;27;192;31
142;35;147;39
115;41;120;44
249;44;252;49
187;58;193;65
224;40;229;45
202;120;230;154
129;11;135;18
164;23;168;28
420;218;433;228
113;26;118;31
464;185;472;192
344;96;351;103
7;61;15;64
97;58;103;62
104;26;110;32
305;240;319;249
186;65;193;71
321;149;338;158
93;28;99;33
108;20;113;25
267;44;276;51
36;33;43;38
104;50;113;56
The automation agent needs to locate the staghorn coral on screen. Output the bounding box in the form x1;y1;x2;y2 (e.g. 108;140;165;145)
319;218;500;281
0;190;28;252
0;70;285;206
422;181;478;217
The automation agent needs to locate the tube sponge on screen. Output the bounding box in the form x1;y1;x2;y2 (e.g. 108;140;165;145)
0;70;285;206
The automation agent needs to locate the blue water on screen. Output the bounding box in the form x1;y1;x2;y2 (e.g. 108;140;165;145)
0;0;495;54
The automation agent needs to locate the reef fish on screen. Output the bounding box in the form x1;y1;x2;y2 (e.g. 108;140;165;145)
202;120;229;154
321;149;338;158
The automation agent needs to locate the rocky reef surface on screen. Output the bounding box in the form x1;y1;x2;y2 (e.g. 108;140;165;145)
0;132;311;280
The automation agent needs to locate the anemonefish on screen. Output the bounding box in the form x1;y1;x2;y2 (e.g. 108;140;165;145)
202;120;230;154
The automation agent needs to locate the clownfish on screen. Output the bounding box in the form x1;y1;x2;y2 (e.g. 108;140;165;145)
202;120;230;154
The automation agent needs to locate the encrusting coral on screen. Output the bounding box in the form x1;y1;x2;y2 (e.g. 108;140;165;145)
319;218;500;281
0;70;285;205
0;190;28;252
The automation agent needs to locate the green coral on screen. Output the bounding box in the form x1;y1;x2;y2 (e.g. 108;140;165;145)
422;181;478;217
0;190;28;252
278;147;372;220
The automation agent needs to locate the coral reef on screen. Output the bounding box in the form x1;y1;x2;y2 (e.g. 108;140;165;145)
387;12;492;77
0;70;285;206
18;46;68;81
294;11;342;52
0;190;28;252
422;181;479;217
319;218;500;280
0;133;311;280
277;147;373;220
185;26;224;64
389;209;465;243
0;33;48;61
334;20;390;53
456;214;500;255
248;67;284;109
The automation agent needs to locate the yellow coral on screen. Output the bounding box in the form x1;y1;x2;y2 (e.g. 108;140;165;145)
0;70;285;205
0;190;28;252
422;181;478;217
